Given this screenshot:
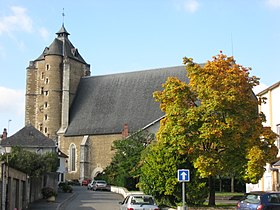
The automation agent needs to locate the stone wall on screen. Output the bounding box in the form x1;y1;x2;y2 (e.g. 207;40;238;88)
59;133;123;181
25;54;90;140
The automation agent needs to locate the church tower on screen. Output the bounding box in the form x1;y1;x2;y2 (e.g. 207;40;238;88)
25;24;90;139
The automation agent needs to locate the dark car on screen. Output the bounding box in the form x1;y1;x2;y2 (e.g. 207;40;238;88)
236;191;280;210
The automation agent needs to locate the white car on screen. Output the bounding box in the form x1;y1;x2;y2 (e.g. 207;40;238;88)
119;194;159;210
92;180;108;191
87;180;95;190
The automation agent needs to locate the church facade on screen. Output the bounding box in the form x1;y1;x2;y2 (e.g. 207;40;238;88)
25;25;188;181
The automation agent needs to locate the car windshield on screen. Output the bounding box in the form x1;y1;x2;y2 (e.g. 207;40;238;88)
244;194;261;204
268;194;280;203
96;181;106;184
131;195;155;205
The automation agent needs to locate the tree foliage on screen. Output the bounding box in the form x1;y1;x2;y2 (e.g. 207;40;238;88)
182;53;277;183
138;136;208;207
0;146;59;177
103;131;154;190
139;52;277;206
138;77;208;206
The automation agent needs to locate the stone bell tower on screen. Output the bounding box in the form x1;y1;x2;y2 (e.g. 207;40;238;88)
25;24;90;139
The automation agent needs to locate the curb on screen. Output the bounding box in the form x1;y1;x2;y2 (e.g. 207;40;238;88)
56;192;78;210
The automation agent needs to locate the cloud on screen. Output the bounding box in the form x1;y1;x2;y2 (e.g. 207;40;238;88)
173;0;200;13
0;87;25;115
183;0;200;13
38;27;50;40
0;6;33;35
265;0;280;8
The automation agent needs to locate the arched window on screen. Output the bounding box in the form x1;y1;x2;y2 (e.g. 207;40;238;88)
69;144;76;172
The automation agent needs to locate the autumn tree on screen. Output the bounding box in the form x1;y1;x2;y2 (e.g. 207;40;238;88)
138;77;208;207
141;52;278;206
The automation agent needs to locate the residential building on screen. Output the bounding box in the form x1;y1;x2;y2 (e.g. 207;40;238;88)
247;81;280;192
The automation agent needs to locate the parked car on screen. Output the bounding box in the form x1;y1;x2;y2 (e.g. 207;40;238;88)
87;180;95;190
119;194;159;210
82;178;91;186
66;179;80;186
236;191;280;210
92;180;108;191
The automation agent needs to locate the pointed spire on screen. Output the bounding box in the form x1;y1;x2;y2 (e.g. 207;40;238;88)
56;9;69;38
56;24;70;38
62;8;65;25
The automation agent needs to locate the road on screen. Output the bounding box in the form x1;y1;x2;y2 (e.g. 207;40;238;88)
62;186;124;210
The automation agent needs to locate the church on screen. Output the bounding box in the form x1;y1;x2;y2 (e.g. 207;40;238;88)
25;24;189;181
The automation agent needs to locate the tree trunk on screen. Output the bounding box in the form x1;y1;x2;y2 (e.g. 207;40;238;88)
219;176;222;192
231;176;235;193
208;176;216;206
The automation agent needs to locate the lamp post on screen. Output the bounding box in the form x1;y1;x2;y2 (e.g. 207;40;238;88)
1;160;6;210
4;147;11;210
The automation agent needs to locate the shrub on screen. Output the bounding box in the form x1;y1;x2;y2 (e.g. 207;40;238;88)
58;182;73;193
41;187;57;198
61;184;73;193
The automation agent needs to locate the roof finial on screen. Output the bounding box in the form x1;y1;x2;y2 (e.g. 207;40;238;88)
62;8;65;25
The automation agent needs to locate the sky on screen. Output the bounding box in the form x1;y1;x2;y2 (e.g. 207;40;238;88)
0;0;279;136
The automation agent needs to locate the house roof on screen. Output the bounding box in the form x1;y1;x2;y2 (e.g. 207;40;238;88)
0;124;56;148
65;66;189;136
257;81;280;96
58;148;68;158
35;25;87;64
273;159;280;167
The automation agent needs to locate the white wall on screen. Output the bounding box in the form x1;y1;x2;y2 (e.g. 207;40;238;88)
247;81;280;192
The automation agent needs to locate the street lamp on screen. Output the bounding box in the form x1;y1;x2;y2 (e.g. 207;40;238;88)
4;146;11;210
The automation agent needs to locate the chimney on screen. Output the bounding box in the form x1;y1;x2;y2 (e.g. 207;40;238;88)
1;128;7;140
122;124;129;138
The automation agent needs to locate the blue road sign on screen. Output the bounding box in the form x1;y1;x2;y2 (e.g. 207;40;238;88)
177;169;190;182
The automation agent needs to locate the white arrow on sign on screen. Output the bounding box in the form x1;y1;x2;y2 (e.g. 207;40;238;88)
181;171;187;180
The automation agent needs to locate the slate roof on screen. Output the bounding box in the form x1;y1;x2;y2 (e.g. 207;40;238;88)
35;25;87;64
0;124;56;148
65;66;189;136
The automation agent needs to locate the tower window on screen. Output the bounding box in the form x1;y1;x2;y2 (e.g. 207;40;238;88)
44;102;48;108
46;64;50;71
41;87;44;94
44;127;48;133
69;144;76;172
45;91;49;96
45;78;49;84
41;72;45;79
39;124;43;132
44;114;48;120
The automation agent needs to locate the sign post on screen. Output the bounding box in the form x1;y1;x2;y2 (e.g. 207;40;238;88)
177;169;190;210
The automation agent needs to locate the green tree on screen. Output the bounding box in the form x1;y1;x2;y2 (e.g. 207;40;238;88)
104;131;154;190
0;147;59;177
143;52;277;206
138;137;208;207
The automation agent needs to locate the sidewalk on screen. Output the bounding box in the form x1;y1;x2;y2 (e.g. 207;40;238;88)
27;189;76;210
